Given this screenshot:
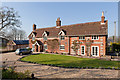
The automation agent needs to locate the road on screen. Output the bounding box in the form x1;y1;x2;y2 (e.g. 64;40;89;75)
1;52;120;78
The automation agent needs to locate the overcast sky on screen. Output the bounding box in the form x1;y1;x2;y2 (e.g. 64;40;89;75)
2;2;118;37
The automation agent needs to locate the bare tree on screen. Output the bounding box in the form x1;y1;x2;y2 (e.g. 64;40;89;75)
17;29;27;40
71;40;81;55
0;6;26;40
83;39;93;56
0;6;21;31
3;28;27;40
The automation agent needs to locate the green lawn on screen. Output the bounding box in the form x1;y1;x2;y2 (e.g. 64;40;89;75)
21;54;120;68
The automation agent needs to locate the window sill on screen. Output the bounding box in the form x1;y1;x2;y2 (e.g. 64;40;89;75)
91;39;99;40
79;39;85;40
60;49;65;50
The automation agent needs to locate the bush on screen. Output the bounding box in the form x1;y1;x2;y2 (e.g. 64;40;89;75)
27;48;32;51
56;52;59;54
63;53;66;55
61;53;63;55
45;51;49;53
2;68;31;79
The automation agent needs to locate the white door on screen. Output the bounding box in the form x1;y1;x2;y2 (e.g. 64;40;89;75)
91;46;99;56
81;46;85;55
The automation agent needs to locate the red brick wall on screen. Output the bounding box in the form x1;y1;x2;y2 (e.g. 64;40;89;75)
59;37;69;53
29;39;32;49
69;35;107;56
42;37;69;53
29;35;107;56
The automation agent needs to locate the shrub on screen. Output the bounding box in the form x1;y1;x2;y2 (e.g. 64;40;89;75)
27;48;32;51
63;53;66;55
45;51;49;53
2;60;32;79
2;68;31;79
61;53;63;55
56;52;59;54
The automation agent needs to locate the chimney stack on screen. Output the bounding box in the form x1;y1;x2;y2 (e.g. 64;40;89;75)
56;17;61;26
101;11;105;24
33;24;36;31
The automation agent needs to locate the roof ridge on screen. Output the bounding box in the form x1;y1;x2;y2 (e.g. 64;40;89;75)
36;21;101;30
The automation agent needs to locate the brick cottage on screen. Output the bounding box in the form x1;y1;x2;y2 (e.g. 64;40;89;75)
28;12;108;57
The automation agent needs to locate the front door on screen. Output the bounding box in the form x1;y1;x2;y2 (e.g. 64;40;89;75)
40;45;43;52
91;46;99;56
36;45;38;52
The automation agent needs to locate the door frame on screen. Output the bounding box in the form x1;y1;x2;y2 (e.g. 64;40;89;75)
91;46;99;57
81;45;85;56
35;45;38;52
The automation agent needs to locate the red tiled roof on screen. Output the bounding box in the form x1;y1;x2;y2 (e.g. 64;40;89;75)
28;20;108;38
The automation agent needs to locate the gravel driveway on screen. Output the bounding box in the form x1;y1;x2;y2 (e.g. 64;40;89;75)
1;52;120;78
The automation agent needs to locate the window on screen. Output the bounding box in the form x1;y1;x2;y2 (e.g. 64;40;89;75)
32;36;35;41
60;45;65;50
81;46;85;55
79;36;85;40
32;45;35;48
92;36;99;40
43;36;47;41
60;36;65;40
91;46;99;56
44;44;47;50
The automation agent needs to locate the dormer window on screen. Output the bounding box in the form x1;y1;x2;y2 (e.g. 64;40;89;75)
58;30;66;40
92;35;99;40
32;33;36;41
32;36;35;41
42;31;48;41
42;31;48;36
58;30;66;36
79;36;85;40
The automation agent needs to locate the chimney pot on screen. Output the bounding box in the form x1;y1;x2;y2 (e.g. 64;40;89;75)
56;17;61;26
33;24;36;31
101;11;105;25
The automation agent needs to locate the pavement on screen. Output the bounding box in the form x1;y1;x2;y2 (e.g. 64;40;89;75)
1;52;120;78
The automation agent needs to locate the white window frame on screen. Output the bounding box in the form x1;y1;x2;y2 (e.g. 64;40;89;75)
81;45;85;56
42;31;48;37
79;36;85;40
44;44;47;50
60;45;65;50
92;35;99;40
32;36;35;41
60;36;65;40
43;36;47;41
91;46;99;56
32;33;35;41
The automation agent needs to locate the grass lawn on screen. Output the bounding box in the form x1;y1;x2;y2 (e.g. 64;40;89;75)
21;54;120;68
